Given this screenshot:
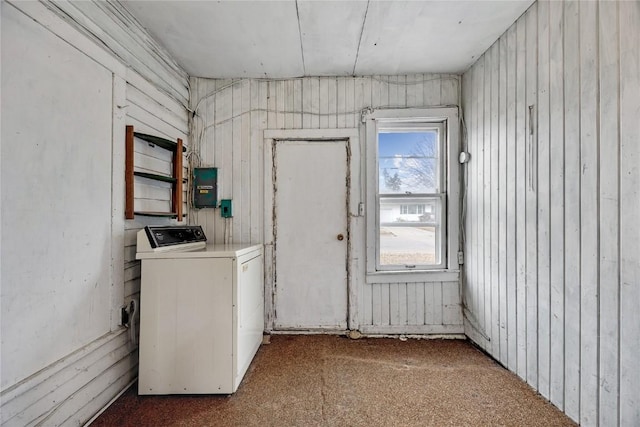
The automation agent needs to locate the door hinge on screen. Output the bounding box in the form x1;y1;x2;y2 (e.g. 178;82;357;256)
457;251;464;265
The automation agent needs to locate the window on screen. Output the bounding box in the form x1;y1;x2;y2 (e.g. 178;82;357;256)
365;108;460;274
400;204;427;215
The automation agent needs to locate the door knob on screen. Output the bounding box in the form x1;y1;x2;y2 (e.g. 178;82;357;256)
337;234;344;241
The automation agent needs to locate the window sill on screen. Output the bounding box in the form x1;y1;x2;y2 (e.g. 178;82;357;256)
365;270;459;284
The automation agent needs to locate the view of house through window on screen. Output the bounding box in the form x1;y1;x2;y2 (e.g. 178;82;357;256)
378;125;445;269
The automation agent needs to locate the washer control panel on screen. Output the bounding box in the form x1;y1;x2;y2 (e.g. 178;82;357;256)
144;225;207;248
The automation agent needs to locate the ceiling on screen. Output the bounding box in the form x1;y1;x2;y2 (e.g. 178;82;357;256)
122;0;534;79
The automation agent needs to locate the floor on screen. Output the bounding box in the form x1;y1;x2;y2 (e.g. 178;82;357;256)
92;335;575;427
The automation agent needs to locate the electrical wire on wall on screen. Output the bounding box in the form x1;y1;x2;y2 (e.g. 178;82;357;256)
186;75;461;242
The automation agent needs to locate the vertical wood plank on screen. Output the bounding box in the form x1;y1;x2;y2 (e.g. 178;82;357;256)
524;3;539;389
579;2;600;424
202;79;215;239
327;78;338;129
498;33;509;366
380;283;390;326
442;283;460;325
398;283;408;326
389;282;400;325
424;74;441;106
337;77;347;129
293;79;303;129
406;282;418;325
549;0;566;407
433;282;443;325
212;82;226;243
562;1;581;420
483;47;493;349
489;41;501;359
276;80;285;129
441;74;458;106
406;74;423;107
467;63;477;334
396;75;407;107
425;282;435;325
310;77;320;129
505;25;517;373
281;79;291;129
388;75;400;108
285;79;295;129
267;81;277;129
302;78;313;129
372;283;383;326
231;82;243;241
476;56;486;343
221;117;233;242
240;80;251;242
319;78;329;129
354;76;372;113
416;282;425;326
344;77;356;128
537;0;551;399
618;2;640;425
371;75;389;109
598;2;620;424
515;17;527;380
250;80;267;243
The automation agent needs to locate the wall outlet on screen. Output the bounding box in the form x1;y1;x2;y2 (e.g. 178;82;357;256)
220;199;233;218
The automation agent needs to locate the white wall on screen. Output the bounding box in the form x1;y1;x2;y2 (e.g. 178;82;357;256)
190;75;464;335
0;1;188;425
461;1;639;425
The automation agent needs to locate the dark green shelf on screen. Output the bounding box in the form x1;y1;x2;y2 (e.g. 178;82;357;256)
134;171;177;183
134;132;186;152
134;211;187;218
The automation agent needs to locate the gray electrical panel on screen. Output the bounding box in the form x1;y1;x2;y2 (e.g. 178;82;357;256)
193;167;218;208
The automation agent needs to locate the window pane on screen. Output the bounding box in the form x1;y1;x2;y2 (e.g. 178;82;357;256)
379;197;442;266
378;130;439;194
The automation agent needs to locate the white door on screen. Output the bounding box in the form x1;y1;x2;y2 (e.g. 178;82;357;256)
273;140;348;330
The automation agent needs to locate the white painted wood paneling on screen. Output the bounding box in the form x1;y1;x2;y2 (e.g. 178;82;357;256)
2;1;113;390
578;2;600;424
524;5;538;390
618;2;640;426
461;1;640;425
1;1;189;425
191;74;462;335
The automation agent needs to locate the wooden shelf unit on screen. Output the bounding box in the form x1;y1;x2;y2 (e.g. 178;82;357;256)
125;125;185;220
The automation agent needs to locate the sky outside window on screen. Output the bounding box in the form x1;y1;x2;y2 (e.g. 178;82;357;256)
378;131;439;194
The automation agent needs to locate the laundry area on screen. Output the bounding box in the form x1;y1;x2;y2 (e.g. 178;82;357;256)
1;1;638;426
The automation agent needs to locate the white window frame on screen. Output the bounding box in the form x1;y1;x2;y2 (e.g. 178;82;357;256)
365;108;460;280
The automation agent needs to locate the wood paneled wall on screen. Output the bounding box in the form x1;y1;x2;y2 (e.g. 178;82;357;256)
461;1;639;425
1;1;189;425
191;75;463;334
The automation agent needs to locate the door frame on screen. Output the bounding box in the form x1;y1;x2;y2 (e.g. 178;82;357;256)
263;129;362;333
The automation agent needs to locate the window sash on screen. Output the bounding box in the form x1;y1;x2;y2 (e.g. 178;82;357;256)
364;107;460;277
375;121;447;271
377;123;445;196
376;194;446;270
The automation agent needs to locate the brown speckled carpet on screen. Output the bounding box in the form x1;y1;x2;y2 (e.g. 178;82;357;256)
92;335;575;427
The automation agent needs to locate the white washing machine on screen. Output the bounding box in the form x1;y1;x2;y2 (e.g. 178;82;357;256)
136;225;263;395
